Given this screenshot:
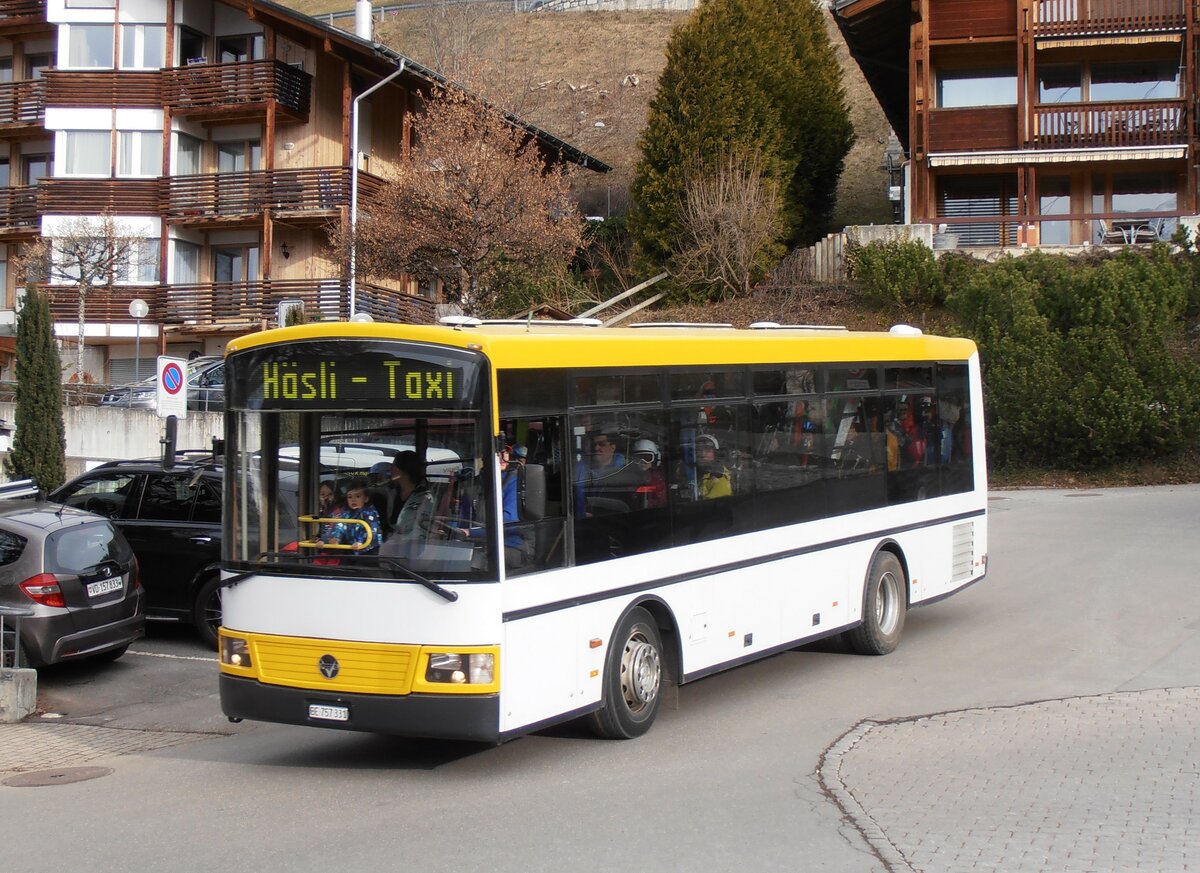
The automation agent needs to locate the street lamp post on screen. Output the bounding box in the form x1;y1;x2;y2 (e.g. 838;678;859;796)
129;298;149;382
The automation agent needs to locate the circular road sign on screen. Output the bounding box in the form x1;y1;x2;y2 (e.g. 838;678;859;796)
162;362;185;396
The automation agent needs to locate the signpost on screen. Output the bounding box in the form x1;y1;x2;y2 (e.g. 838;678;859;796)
157;356;188;420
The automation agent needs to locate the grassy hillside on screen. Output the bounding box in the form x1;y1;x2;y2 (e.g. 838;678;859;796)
278;2;894;230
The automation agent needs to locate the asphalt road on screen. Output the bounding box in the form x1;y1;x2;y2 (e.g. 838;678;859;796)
2;486;1198;873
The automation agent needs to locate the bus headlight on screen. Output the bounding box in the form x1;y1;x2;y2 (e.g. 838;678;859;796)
426;652;494;685
220;635;253;669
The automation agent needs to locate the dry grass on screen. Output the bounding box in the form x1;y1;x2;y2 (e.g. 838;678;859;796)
278;2;894;226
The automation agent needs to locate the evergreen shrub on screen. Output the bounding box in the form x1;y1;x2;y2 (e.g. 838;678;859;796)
948;249;1200;470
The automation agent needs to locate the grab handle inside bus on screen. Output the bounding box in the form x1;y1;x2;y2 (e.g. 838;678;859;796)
297;515;374;550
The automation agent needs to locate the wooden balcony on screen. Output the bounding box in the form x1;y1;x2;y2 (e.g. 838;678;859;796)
1032;100;1186;148
40;279;435;327
0;0;49;34
162;60;311;123
161;279;436;327
162;168;379;225
38;178;159;215
0;186;39;237
929;107;1018;152
0;80;44;134
1034;0;1185;36
42;70;161;109
929;0;1016;40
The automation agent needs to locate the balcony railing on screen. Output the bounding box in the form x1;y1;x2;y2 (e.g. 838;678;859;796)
0;0;45;22
1032;100;1186;148
38;279;436;327
162;168;381;222
0;186;38;232
1034;0;1185;36
0;80;44;127
162;60;311;119
42;70;161;108
38;178;160;215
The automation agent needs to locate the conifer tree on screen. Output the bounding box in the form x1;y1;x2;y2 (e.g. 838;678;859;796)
630;0;854;272
4;286;66;492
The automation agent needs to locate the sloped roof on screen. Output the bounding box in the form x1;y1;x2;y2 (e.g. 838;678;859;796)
832;0;910;149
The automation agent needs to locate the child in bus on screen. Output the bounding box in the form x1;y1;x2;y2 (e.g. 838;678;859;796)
318;477;383;555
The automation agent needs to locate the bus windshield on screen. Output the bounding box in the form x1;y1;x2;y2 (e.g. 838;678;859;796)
224;341;497;581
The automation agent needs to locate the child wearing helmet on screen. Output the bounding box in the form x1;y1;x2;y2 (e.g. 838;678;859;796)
631;438;668;509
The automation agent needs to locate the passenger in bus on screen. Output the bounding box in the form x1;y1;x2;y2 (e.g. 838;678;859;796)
575;429;628;516
317;480;348;540
389;450;436;547
317;478;383;555
695;434;732;500
447;446;532;567
631;438;668;509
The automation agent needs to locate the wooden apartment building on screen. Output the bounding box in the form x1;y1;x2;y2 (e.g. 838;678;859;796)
0;0;607;382
835;0;1196;247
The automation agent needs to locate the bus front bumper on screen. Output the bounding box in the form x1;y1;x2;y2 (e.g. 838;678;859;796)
219;674;500;742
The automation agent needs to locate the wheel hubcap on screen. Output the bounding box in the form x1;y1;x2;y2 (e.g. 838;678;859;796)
619;632;661;714
876;571;900;635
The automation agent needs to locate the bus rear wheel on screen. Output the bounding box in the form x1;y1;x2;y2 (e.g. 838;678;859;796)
588;607;663;739
846;551;907;656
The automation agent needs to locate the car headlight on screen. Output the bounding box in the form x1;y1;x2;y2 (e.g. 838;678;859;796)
425;652;494;685
220;635;252;668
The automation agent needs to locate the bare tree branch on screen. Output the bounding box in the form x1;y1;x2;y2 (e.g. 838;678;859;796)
670;150;785;299
337;86;584;316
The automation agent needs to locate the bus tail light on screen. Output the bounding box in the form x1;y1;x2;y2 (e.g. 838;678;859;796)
426;652;495;685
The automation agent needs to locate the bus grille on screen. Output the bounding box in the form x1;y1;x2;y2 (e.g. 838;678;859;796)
253;634;421;695
952;522;974;582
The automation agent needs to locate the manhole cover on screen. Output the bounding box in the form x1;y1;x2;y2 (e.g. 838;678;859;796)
2;767;113;788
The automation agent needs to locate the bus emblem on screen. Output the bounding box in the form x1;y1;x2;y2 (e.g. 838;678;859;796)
318;655;340;679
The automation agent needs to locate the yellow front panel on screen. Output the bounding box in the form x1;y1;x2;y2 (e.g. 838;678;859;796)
252;632;421;695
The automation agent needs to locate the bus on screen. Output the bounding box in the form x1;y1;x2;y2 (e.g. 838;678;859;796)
218;320;987;742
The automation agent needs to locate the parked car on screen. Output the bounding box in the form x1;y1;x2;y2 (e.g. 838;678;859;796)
100;355;225;412
49;457;224;648
0;500;144;668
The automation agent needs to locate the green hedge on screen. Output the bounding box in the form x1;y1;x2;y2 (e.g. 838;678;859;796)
947;248;1200;470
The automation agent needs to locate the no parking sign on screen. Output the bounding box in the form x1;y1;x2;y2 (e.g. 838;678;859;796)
157;356;188;419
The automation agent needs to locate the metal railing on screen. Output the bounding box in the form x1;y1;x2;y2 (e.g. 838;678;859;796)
0;605;33;670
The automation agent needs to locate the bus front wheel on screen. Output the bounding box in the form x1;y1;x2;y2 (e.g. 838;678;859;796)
846;551;907;656
588;607;663;739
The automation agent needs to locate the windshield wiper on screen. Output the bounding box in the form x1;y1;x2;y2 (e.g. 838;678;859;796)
379;558;459;602
227;552;459;603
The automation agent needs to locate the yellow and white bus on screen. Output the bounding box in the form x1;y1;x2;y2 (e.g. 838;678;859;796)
218;320;987;741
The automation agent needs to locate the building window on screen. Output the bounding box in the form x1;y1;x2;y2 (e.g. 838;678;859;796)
938;174;1018;247
217;35;265;63
63;131;112;176
1038;64;1082;104
215;245;259;283
23;154;52;186
216;140;261;173
65;0;115;8
173;240;199;284
27;54;52;80
1038;176;1071;245
1090;60;1180;102
1091;172;1179;243
120;24;166;70
118;131;162;177
937;69;1017;108
115;238;161;284
175;134;204;175
0;58;11;84
66;24;115;69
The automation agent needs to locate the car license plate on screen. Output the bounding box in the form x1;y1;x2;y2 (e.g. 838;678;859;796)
86;577;123;598
308;703;349;722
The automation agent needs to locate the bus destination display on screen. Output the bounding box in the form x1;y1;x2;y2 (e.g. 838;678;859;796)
230;345;479;410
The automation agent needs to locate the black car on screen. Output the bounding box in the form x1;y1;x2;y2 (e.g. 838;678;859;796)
49;457;224;648
0;500;144;667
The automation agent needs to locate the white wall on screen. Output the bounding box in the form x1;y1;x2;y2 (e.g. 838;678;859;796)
0;402;223;480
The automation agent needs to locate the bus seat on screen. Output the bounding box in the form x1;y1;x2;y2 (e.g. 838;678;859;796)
521;464;546;522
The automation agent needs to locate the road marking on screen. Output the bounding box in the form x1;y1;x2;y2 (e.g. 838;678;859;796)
128;650;216;663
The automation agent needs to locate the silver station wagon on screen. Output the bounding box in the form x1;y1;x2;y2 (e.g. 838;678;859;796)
0;501;144;668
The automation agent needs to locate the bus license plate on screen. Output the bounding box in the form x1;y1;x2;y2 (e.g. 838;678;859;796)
308;703;349;722
86;577;123;598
